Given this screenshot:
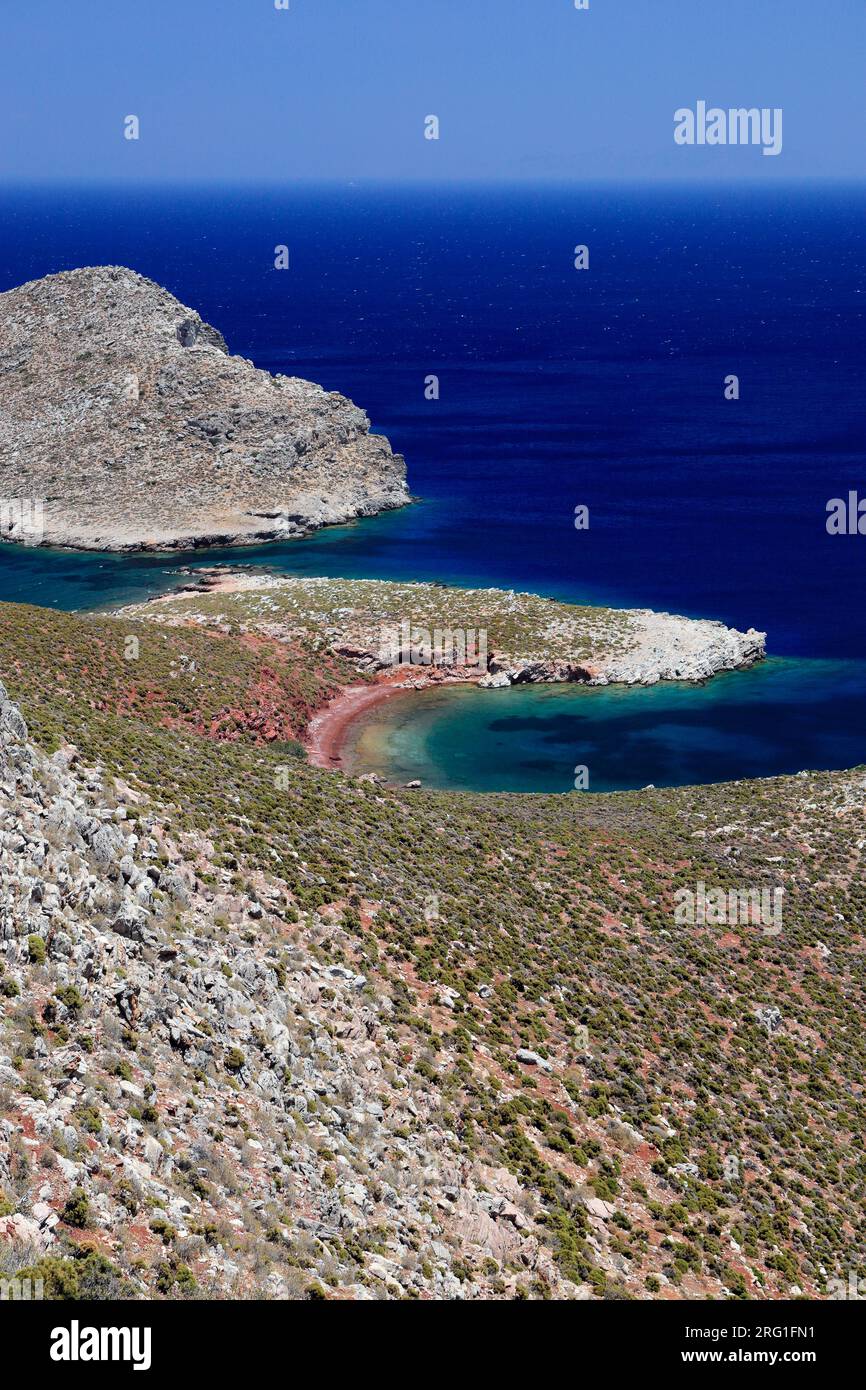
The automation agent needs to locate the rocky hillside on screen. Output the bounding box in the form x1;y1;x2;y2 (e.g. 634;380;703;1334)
1;602;864;1301
4;676;587;1300
0;267;410;550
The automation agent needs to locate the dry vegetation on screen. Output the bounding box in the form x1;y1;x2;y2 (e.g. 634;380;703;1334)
1;600;863;1300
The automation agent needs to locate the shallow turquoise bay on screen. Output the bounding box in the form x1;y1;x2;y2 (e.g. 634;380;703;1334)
343;658;866;794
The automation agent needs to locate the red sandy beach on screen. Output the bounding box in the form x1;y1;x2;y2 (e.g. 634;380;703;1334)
304;672;412;770
305;668;483;772
126;570;488;776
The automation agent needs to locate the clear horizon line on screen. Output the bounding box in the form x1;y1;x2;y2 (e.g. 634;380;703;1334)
3;173;866;189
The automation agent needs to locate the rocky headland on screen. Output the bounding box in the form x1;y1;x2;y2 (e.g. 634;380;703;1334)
115;571;766;688
0;267;410;550
113;571;766;767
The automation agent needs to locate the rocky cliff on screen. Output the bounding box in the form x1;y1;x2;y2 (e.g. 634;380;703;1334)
0;267;410;550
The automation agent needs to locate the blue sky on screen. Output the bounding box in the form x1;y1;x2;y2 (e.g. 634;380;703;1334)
2;0;864;182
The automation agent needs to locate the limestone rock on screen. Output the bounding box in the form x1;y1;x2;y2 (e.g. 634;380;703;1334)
0;266;410;551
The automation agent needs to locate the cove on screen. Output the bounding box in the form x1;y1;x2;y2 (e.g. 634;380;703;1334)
342;658;866;795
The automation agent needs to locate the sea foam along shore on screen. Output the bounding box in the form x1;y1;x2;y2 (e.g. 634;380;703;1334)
113;569;767;774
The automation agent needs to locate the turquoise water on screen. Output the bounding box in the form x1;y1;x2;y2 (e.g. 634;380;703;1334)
344;659;866;794
0;510;440;613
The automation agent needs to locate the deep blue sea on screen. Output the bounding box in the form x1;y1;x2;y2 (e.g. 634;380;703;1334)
1;183;865;789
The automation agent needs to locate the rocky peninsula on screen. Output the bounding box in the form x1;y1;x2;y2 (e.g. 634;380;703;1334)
0;267;410;550
114;571;767;768
116;570;766;687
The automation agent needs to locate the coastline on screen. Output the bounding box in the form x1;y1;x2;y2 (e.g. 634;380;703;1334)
304;674;406;770
305;668;481;771
113;567;770;778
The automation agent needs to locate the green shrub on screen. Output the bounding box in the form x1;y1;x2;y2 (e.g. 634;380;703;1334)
61;1188;90;1229
15;1248;129;1300
54;985;84;1017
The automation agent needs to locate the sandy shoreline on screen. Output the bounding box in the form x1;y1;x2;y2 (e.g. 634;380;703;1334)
304;675;406;770
305;670;480;771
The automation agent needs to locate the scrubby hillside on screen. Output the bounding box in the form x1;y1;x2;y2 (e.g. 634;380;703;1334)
1;602;864;1300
